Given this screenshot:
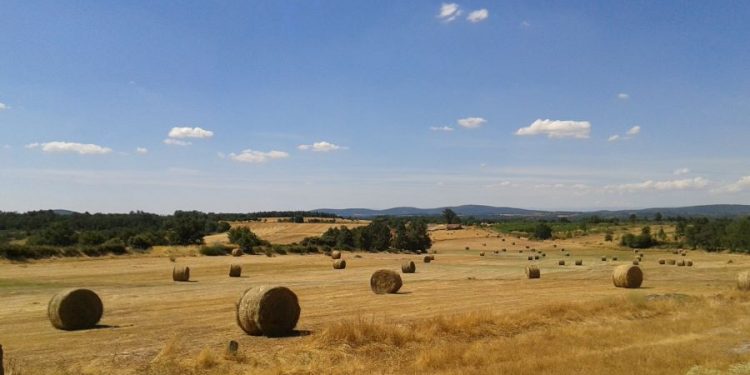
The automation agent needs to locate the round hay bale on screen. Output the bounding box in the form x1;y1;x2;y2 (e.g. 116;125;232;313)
612;265;643;288
565;253;571;257
553;244;558;248
634;250;639;254
429;255;435;260
737;271;750;291
229;264;242;277
681;253;686;257
542;253;546;257
534;255;539;260
525;246;530;249
632;260;639;265
236;285;300;337
575;260;583;266
401;261;416;273
527;256;533;261
480;252;485;256
493;250;499;254
672;250;679;255
370;270;402;294
686;260;693;267
333;259;347;269
601;256;607;261
659;259;666;265
519;250;523;253
48;288;103;330
502;249;507;252
525;265;540;279
331;250;341;259
531;249;536;253
667;259;676;265
558;260;565;266
465;246;470;250
612;256;618;261
677;260;685;267
173;266;190;282
423;255;432;263
231;248;243;257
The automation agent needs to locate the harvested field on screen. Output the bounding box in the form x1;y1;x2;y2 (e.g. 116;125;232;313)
203;219;368;245
1;227;750;374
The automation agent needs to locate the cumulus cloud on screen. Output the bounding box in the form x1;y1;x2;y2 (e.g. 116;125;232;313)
135;147;148;155
673;168;690;176
457;117;486;129
163;138;192;146
607;177;710;192
466;9;488;23
0;102;7;111
297;141;345;152
25;141;112;155
167;127;214;139
608;135;621;142
430;126;454;132
520;20;531;28
618;93;630;100
229;149;289;164
438;3;461;22
721;176;750;193
626;126;641;136
515;119;591;139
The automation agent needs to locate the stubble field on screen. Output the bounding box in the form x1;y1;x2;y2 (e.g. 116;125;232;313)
2;224;750;374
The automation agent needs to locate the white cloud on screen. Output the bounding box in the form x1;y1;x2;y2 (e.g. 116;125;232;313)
135;147;148;155
229;149;289;164
721;176;750;193
608;135;621;142
430;126;454;132
673;168;690;176
26;141;112;155
297;141;345;152
457;117;486;129
438;3;461;22
626;126;641;136
515;119;591;139
0;102;7;111
167;127;214;139
466;9;488;23
520;20;531;28
617;93;630;100
163;138;192;146
607;177;710;192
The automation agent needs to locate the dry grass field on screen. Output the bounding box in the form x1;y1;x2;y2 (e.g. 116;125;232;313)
203;219;368;245
2;225;750;374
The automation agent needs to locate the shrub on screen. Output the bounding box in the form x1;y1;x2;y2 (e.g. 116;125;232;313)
199;244;233;256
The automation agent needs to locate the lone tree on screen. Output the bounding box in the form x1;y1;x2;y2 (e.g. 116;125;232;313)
442;208;460;225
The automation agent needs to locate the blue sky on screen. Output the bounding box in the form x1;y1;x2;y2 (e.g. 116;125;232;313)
2;1;750;213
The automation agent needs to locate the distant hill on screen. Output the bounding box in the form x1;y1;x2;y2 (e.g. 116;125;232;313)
316;204;750;219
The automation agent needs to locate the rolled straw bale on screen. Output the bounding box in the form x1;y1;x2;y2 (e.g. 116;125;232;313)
370;270;402;294
231;248;243;257
558;260;565;266
612;256;618;261
48;288;103;330
527;256;533;261
236;285;300;337
659;259;666;265
534;255;539;260
612;265;643;288
331;250;341;259
632;260;639;265
667;259;676;265
601;256;607;261
333;259;347;269
480;252;485;256
173;266;190;282
687;260;693;267
401;261;416;273
575;260;583;266
525;265;540;279
423;256;432;263
229;264;242;277
677;260;685;267
737;271;750;291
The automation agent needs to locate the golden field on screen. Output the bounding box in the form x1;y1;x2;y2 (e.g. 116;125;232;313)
2;224;750;374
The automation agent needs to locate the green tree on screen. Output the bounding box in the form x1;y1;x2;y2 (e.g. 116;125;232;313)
442;208;460;225
227;227;267;253
533;223;553;240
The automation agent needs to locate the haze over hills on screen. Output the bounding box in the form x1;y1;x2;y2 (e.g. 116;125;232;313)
317;204;750;219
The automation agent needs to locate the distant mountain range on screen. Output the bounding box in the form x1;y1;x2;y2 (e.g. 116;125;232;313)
316;204;750;219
